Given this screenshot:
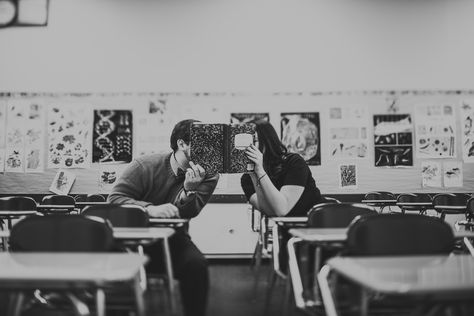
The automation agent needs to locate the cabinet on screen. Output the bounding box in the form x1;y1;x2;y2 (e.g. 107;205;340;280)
188;203;258;258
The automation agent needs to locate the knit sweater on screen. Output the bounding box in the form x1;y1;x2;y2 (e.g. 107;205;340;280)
108;152;219;219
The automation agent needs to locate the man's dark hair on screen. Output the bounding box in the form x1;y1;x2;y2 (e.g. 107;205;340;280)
170;119;200;151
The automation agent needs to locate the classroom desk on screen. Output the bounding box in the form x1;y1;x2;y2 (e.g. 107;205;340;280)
0;252;147;316
36;204;76;214
0;210;37;230
396;202;433;214
289;227;474;243
318;254;474;316
0;226;178;314
269;217;308;278
149;218;189;228
361;200;398;213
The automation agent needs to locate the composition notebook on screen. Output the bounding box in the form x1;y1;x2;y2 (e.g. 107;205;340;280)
190;123;257;175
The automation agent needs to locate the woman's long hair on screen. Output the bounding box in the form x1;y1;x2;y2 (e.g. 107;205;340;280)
255;120;288;177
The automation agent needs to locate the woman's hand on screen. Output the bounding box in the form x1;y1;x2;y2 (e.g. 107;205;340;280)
245;144;265;176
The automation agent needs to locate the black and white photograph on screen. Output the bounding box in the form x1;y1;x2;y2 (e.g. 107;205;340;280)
1;1;474;316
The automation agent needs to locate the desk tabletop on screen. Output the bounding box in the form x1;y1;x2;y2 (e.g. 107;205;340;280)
270;217;308;224
75;202;109;207
397;202;433;207
149;218;189;226
0;210;37;216
361;199;398;204
327;254;474;295
434;205;467;210
0;252;147;286
289;227;474;242
113;227;175;239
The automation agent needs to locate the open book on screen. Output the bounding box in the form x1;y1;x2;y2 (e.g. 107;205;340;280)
190;123;257;175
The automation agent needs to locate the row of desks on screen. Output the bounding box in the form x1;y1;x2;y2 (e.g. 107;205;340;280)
0;225;182;316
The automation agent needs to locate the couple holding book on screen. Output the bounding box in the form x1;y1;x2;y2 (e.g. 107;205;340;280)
107;119;324;316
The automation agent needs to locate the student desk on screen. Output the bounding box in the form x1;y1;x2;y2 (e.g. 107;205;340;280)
361;199;398;213
149;218;189;228
396;202;434;214
36;204;76;214
0;252;147;316
287;227;474;310
318;254;474;316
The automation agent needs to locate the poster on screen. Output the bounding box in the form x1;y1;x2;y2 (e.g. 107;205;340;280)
443;161;463;187
460;100;474;162
47;104;91;168
97;164;126;193
92;110;133;163
25;102;45;172
135;115;172;157
373;114;413;167
49;169;76;195
415;104;456;158
5;101;26;173
338;164;357;189
0;149;4;172
421;161;442;188
328;106;369;159
281;112;320;165
230;113;270;124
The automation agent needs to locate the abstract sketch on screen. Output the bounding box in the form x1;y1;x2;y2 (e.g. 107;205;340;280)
443;161;463;187
373;114;413;167
338;164;357;189
415;104;456;158
421;161;442;188
328;106;369;159
281;112;320;165
93;110;133;163
49;170;76;195
460;100;474;162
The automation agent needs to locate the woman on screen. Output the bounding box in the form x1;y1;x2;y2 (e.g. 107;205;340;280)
241;120;324;217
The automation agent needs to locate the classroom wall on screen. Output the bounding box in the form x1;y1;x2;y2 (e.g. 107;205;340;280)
1;0;474;196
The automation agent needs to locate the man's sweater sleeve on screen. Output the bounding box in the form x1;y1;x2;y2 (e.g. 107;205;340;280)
175;173;220;219
107;160;152;208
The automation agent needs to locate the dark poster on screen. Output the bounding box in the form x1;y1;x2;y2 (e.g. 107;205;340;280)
230;112;269;124
373;114;413;167
93;110;133;163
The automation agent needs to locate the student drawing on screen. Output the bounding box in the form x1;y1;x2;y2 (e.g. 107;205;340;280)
49;170;76;195
338;164;357;189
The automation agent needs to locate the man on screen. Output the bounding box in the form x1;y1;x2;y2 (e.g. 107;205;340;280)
108;119;219;316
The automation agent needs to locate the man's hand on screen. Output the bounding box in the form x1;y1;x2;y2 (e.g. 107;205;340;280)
184;161;206;191
146;203;179;218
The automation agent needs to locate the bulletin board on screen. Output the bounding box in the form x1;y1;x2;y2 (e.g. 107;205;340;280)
1;90;474;196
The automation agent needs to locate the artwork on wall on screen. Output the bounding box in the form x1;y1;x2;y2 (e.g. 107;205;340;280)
338;164;357;189
421;160;442;188
4;100;45;173
47;104;91;169
230;113;269;124
92;110;133;163
97;164;126;193
443;161;463;187
460;100;474;163
415;104;456;159
281;112;320;165
373;114;413;167
328;106;369;159
0;149;4;172
49;169;76;195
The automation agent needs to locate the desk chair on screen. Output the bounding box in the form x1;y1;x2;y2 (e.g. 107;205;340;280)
396;193;433;215
287;203;376;315
363;191;397;213
8;214;119;316
40;194;76;214
432;193;470;221
0;196;37;230
81;204;177;313
81;204;149;288
318;214;455;316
